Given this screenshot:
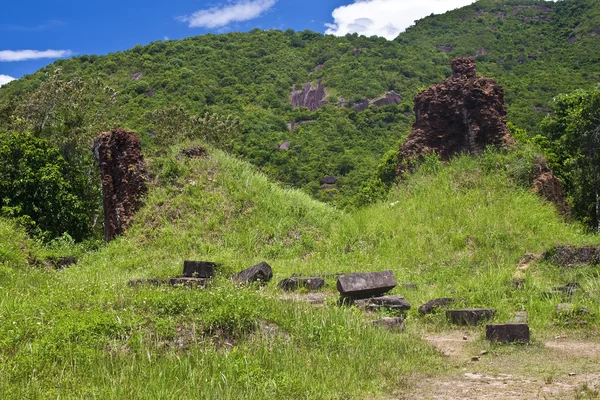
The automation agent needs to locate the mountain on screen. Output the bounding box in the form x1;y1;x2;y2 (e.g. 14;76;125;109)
2;0;600;208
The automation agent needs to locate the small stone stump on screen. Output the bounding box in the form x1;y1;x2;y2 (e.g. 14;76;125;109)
232;261;273;284
446;308;495;325
486;324;530;343
183;261;217;278
371;316;405;332
337;270;397;299
278;277;324;292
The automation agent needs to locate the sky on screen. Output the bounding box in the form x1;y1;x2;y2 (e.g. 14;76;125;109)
0;0;485;86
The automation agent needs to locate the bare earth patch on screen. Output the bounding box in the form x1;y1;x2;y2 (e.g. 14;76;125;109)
388;332;600;399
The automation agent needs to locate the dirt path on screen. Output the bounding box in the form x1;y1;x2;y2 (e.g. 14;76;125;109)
389;331;600;399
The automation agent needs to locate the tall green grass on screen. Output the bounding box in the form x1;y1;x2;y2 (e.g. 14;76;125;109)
1;143;599;399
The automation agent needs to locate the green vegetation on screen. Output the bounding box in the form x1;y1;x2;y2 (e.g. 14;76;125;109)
1;0;600;397
1;143;599;398
0;133;92;241
3;0;600;209
540;86;600;232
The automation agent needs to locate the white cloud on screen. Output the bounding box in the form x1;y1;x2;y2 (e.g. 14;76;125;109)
0;74;15;86
325;0;479;40
0;49;73;62
179;0;277;28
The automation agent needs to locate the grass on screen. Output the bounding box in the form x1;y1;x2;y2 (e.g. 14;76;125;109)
1;142;599;399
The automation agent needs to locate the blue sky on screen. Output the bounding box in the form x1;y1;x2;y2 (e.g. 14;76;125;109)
0;0;484;86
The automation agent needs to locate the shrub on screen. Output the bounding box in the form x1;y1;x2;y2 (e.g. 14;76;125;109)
0;133;92;241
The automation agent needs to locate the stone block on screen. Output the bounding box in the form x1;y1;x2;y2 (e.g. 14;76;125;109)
486;323;530;343
232;261;273;284
446;308;495;325
183;261;217;278
278;277;325;292
419;298;454;315
355;295;411;312
337;270;397;299
371;316;405;332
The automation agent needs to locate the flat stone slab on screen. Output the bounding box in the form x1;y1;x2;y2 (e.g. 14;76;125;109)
337;270;397;299
486;324;530;343
169;277;209;287
446;308;495;326
371;316;405;332
355;295;411;312
419;298;454;315
128;278;167;287
232;261;273;284
183;261;217;278
128;277;209;288
278;277;324;292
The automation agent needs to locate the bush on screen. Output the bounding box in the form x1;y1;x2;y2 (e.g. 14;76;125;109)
0;133;92;241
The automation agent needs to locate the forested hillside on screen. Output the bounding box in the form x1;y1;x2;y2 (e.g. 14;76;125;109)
2;0;600;209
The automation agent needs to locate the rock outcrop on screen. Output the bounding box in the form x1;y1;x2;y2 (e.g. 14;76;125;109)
93;129;147;242
290;80;327;111
531;157;571;216
397;57;514;175
351;91;402;111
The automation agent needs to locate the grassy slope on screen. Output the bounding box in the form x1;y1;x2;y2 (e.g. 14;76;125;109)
1;144;600;399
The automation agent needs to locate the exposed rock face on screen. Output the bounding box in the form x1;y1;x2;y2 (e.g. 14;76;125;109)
93;129;147;242
351;91;402;111
531;158;571;216
278;141;291;151
397;57;514;175
290;80;327;111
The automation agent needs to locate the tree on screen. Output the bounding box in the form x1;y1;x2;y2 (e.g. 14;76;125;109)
0;133;92;240
0;68;121;240
541;87;600;232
